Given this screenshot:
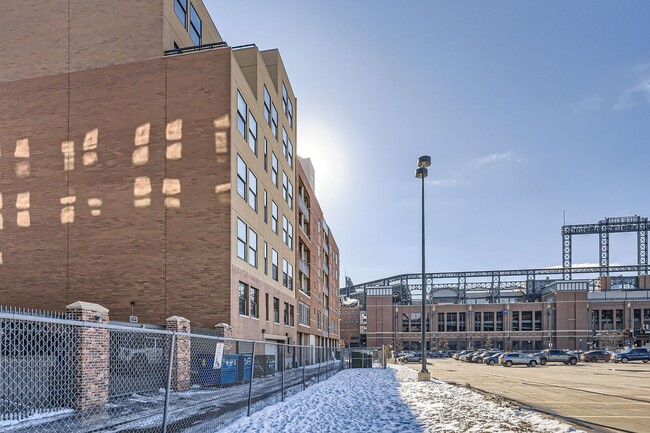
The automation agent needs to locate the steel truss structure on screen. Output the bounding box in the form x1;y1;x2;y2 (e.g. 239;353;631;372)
343;216;649;306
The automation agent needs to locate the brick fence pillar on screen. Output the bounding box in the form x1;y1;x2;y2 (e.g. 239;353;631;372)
66;301;109;411
215;322;233;353
166;316;191;391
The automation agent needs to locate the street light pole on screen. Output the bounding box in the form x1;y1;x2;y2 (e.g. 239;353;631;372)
416;155;431;381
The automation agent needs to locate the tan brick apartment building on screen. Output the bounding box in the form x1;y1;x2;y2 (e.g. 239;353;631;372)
0;1;340;346
365;277;650;351
295;157;341;349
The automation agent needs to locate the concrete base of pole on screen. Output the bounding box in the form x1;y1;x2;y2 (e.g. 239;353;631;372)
417;371;431;381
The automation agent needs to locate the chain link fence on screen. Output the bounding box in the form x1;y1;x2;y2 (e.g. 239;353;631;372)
0;308;347;433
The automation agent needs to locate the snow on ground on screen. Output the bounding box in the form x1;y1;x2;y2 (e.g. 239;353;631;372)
218;364;587;433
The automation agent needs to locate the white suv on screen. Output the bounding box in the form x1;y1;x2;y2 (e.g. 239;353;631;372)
499;352;540;367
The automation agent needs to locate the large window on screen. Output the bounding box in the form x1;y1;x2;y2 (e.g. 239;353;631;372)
250;287;259;318
458;312;466;332
534;311;542;331
189;4;202;45
282;258;288;287
496;311;504;332
282;128;293;168
174;0;187;27
238;282;248;315
282;83;293;128
271;201;278;233
283;302;290;325
237;92;247;138
271;103;278;138
521;311;533;331
282;216;289;245
237;218;247;261
282;172;293;209
290;305;295;327
248;170;257;210
512;312;520;331
299;302;310;326
273;297;280;323
248;112;257;154
446;312;457;332
437;313;445;332
263;86;271;123
483;312;494;332
271;153;278;187
237;155;247;199
247;228;257;268
271;249;278;281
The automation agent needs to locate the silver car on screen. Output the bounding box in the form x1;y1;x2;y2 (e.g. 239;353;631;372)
499;352;541;367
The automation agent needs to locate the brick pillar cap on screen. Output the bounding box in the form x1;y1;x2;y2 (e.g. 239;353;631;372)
66;301;109;313
166;316;190;323
215;323;231;329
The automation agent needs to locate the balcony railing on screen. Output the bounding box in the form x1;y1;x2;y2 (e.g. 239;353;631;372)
164;41;229;56
298;258;310;278
298;196;310;221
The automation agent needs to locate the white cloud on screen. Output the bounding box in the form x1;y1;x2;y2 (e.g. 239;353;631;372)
614;63;650;110
471;151;515;167
426;178;470;187
574;95;604;113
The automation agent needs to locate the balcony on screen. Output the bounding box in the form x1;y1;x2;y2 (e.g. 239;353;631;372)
298;258;310;278
298;196;310;221
322;241;329;254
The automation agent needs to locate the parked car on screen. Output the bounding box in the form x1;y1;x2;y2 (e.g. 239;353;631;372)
483;353;501;366
399;353;423;363
476;350;501;364
453;350;472;360
580;350;612;363
611;348;650;364
534;349;579;365
499;352;541;367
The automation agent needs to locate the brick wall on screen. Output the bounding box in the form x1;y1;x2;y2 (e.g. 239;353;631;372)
0;48;233;328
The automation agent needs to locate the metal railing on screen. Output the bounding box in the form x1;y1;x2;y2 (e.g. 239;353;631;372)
0;310;345;432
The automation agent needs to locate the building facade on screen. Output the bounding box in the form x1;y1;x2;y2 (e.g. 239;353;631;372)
0;1;340;346
364;277;650;352
295;157;341;349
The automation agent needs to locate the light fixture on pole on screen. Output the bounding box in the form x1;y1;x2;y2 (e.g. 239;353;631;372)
415;155;431;381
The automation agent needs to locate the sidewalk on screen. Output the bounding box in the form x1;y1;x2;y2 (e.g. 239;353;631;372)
219;364;587;433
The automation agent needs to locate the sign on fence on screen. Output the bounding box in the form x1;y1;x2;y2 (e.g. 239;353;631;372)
213;342;224;369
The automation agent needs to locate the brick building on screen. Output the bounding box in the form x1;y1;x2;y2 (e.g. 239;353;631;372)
295;157;341;349
364;278;650;352
0;1;340;346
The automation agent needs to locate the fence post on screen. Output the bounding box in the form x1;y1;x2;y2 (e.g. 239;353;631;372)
165;316;191;391
302;346;306;390
162;332;177;433
66;301;109;411
247;341;256;416
281;345;285;402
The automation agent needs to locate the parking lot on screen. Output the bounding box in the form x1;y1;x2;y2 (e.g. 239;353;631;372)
406;358;650;433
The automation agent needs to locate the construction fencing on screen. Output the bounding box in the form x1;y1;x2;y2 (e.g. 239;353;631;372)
0;307;345;433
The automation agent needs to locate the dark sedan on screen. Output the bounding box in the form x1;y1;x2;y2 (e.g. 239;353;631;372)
580;350;611;363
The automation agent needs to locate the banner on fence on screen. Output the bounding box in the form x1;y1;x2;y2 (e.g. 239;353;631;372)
213;342;224;369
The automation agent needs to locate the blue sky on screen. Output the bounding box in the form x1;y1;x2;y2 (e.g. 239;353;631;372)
206;1;650;285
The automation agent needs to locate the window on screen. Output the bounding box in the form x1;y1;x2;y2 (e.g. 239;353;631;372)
239;282;248;315
189;3;202;45
283;302;290;325
287;137;293;168
174;0;187;27
287;263;293;289
265;293;269;321
237;92;248;138
299;302;310;326
437;313;445;332
287;97;294;128
250;287;259;318
271;249;278;281
446;312;457;332
248;170;257;210
282;83;289;114
282;172;288;202
290;305;295;327
263;138;268;172
263;190;268;223
534;311;542;331
282;258;288;287
282;216;288;245
521;311;533;331
248;112;257;154
288;221;293;250
271;103;278;138
317;311;321;330
458;312;466;332
237;219;247;261
282;128;294;168
271;153;278;187
237;155;247;199
474;311;481;332
263;86;271;124
483;312;494;331
263;241;268;275
271;201;278;233
273;297;280;323
248;228;257;267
